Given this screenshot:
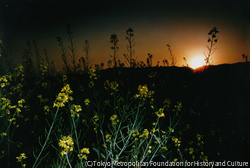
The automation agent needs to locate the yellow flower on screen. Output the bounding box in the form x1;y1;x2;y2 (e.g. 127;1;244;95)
139;129;149;139
169;127;174;133
148;146;152;153
80;148;90;154
189;148;194;154
16;153;27;162
105;134;111;142
53;84;73;108
58;135;74;156
1;132;7;136
155;108;165;118
84;99;90;105
162;146;168;151
110;114;119;125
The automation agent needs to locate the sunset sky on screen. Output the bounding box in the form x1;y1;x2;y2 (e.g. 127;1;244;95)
1;0;250;70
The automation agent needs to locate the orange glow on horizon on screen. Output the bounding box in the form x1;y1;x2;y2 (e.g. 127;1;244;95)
189;57;205;69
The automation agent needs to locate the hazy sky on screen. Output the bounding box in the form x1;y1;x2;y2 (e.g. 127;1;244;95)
1;0;250;70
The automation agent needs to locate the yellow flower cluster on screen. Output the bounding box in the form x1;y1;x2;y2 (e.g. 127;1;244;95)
70;104;82;117
58;135;74;156
1;97;17;116
172;137;181;147
16;153;27;162
78;148;90;160
0;76;8;88
134;85;154;99
139;129;149;139
88;68;97;79
155;108;165;118
53;84;73;108
104;80;119;93
110;114;119;125
105;134;112;142
84;98;90;106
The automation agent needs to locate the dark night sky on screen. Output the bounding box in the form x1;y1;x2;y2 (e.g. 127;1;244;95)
1;0;250;70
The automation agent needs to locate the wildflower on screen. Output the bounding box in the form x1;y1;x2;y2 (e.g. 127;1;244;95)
88;68;97;79
189;148;194;154
71;104;82;117
148;146;152;153
110;114;119;125
174;158;178;162
84;99;90;106
93;115;99;122
16;153;27;162
80;148;90;154
78;148;90;160
18;99;25;108
53;84;73;108
105;134;111;142
169;127;174;133
44;105;50;112
1;132;7;136
132;130;139;137
138;85;148;97
162;146;168;151
110;81;119;91
139;129;149;139
155;108;165;118
58;135;74;156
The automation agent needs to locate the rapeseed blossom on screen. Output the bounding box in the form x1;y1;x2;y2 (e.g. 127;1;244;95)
58;135;74;156
155;108;165;118
84;99;90;106
53;84;73;108
78;148;90;160
110;114;119;125
70;104;82;117
139;129;149;139
16;153;27;162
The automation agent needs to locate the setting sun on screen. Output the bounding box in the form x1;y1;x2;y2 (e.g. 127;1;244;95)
190;57;204;69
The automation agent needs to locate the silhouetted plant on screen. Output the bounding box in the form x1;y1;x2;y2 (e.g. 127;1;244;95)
0;37;15;73
242;54;248;62
57;37;71;74
66;24;78;73
147;53;153;67
81;40;93;73
100;63;104;70
110;34;119;68
156;61;160;67
183;57;188;67
33;40;42;75
163;58;169;67
44;49;51;75
21;41;35;77
107;60;112;68
43;49;58;76
124;27;136;67
204;27;219;65
167;44;177;66
137;60;146;68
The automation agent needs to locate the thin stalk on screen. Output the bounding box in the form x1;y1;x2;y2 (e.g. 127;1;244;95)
32;107;60;168
66;153;73;168
68;102;83;166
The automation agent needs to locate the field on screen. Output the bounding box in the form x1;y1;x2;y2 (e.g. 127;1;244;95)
0;62;249;167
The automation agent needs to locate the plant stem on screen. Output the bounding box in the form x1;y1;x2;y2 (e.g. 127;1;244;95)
32;107;60;168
